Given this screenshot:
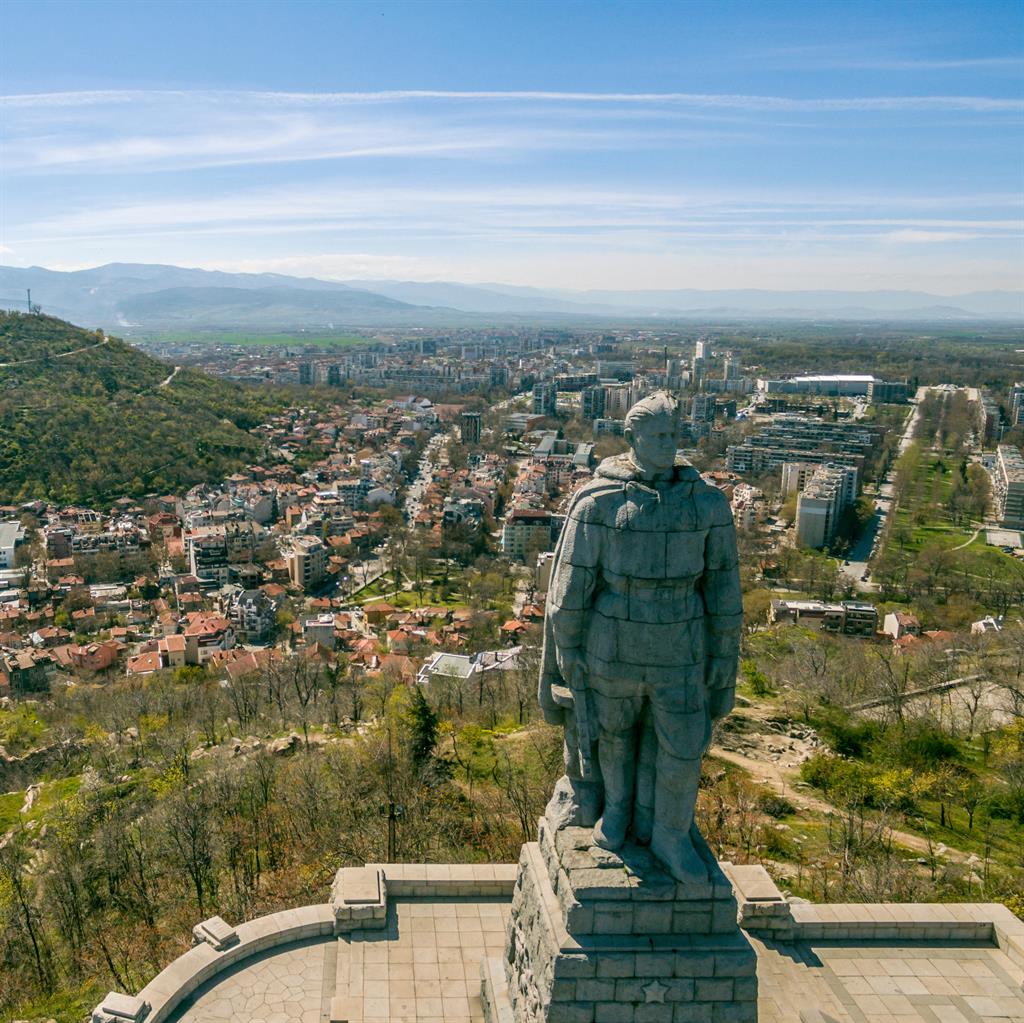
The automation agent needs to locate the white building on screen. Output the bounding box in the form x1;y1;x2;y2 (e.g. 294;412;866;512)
0;521;26;570
731;483;763;531
795;464;858;549
994;445;1024;529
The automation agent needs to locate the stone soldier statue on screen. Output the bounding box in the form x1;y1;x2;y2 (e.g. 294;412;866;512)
539;390;742;883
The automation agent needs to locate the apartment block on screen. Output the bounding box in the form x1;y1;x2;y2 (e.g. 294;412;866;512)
285;535;328;591
867;379;909;404
532;381;558;417
794;463;858;549
727;416;877;476
581;385;606;421
769;599;878;636
1010;383;1024;427
460;411;482;446
187;522;259;586
501;509;561;562
995;444;1024;529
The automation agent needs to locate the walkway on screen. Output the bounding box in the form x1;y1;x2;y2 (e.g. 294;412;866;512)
165;896;1024;1023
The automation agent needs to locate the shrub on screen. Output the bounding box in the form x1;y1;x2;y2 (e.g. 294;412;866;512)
757;791;796;818
815;711;881;759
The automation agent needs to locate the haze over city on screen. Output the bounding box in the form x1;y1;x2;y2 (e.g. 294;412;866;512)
3;0;1022;294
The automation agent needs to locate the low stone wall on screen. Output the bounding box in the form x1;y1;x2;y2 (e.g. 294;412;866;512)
90;861;1024;1022
363;861;518;898
724;861;1024;988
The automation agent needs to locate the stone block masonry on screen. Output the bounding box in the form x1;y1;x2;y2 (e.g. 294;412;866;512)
495;833;757;1023
331;866;387;933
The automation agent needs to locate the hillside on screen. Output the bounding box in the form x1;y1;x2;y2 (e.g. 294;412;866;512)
0;312;276;506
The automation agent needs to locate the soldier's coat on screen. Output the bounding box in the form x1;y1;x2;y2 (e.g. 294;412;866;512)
539;453;742;715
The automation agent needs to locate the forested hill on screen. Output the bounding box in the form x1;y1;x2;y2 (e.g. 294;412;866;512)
0;312;276;507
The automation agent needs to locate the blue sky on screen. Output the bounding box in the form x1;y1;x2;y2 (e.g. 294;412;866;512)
2;0;1022;292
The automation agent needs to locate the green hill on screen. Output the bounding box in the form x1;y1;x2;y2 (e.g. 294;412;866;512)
0;312;277;506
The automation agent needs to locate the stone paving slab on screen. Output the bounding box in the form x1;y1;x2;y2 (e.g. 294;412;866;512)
163;897;1024;1023
167;936;331;1023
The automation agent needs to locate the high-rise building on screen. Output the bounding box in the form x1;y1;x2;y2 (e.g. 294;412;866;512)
867;380;908;404
460;411;482;446
695;340;708;361
298;362;313;386
1011;383;1024;426
691;393;716;424
533;381;558;417
995;445;1024;528
795;464;858;549
690;358;705;392
581;385;606;421
723;352;740;380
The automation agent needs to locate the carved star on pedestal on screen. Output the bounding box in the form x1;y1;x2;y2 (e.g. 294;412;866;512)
642;979;669;1003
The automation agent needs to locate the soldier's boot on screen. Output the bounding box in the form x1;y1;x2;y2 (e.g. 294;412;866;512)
632;716;657;844
593;731;634;851
650;754;708;884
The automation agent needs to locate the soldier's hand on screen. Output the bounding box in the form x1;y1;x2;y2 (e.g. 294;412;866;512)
556;648;586;689
542;706;566;726
708;686;736;721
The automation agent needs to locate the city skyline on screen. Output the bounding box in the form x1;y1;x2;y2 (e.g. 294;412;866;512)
2;0;1022;292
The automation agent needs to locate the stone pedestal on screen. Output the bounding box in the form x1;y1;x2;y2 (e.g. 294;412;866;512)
487;819;757;1023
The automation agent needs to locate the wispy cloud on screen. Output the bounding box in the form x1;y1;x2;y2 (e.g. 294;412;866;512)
2;83;1020;291
14;183;1022;246
835;56;1024;71
3;88;1021;113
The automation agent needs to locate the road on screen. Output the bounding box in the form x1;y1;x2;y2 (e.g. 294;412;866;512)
838;390;925;591
404;433;446;524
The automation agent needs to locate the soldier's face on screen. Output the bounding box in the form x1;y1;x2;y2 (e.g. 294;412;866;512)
629;414;679;473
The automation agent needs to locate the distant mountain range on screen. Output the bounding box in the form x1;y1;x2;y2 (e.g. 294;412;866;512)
1;263;1020;332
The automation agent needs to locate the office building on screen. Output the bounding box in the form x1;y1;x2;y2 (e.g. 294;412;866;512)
758;375;878;397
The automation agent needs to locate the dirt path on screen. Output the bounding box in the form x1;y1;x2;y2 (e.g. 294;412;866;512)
709;743;966;862
0;336;109;368
949;528;981;551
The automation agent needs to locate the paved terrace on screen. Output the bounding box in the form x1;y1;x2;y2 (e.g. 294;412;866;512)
90;864;1024;1023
